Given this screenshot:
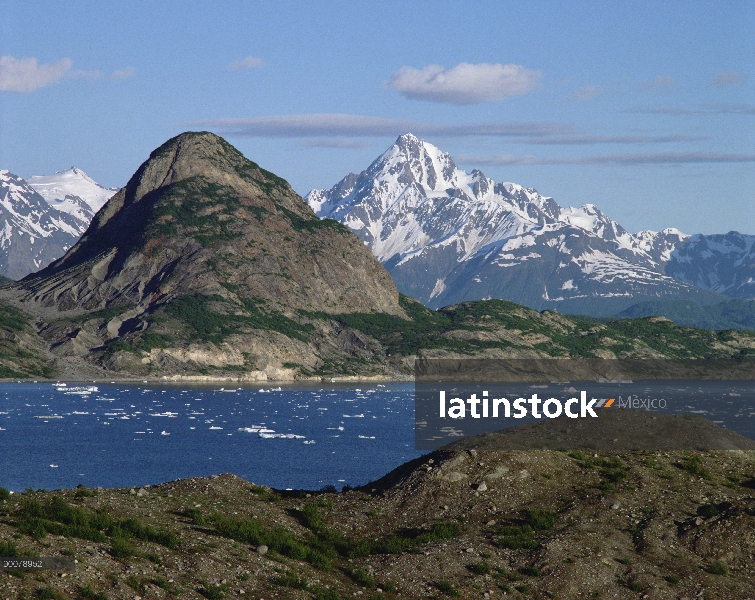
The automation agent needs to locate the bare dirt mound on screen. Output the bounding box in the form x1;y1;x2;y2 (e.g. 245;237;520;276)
445;409;755;452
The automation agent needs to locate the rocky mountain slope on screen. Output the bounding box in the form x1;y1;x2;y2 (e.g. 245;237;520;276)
307;134;751;318
2;415;755;599
28;167;118;222
1;290;754;382
0;170;89;280
1;132;402;379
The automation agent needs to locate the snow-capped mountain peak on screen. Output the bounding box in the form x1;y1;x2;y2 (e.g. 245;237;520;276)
28;167;118;217
305;133;725;313
307;134;630;266
0;170;89;279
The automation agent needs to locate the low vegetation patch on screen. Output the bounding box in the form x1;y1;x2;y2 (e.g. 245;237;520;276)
495;509;557;550
703;561;728;576
205;503;461;571
434;580;460;597
14;496;176;549
152;294;313;344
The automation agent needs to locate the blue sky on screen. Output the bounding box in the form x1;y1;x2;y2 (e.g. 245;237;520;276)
1;0;753;234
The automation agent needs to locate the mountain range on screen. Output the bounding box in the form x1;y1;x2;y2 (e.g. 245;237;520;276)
2;132;753;381
307;134;755;321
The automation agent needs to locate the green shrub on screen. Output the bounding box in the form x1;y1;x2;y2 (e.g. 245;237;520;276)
495;525;538;550
0;540;18;556
382;581;397;593
210;513;328;569
110;538;138;559
103;339;139;359
626;580;646;592
137;332;174;351
0;304;30;331
679;455;706;476
704;561;728;576
159;294;312;344
349;567;375;589
76;585;108;600
469;561;492;575
435;580;460;596
73;487;97;499
198;581;228;599
525;509;556;531
515;584;530;593
421;521;462;541
312;587;340;600
16;496;175;548
149;578;175;593
519;565;541;577
300;503;327;532
272;571;309;590
697;503;719;518
0;487;10;501
185;507;206;525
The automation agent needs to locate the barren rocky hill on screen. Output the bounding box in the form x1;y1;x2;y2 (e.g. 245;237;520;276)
0;132;403;379
12;132;398;316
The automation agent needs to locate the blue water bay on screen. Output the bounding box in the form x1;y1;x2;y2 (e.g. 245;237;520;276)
0;382;422;492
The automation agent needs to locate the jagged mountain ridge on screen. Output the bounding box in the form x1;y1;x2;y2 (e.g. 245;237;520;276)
306;134;745;314
0;170;89;280
665;231;755;299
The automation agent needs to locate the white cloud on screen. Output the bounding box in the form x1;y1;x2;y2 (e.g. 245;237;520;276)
226;56;264;71
300;138;371;149
386;62;542;104
67;69;104;80
0;56;72;92
712;70;746;87
641;75;676;90
189;113;571;138
625;103;755;115
456;151;755;166
110;67;135;80
527;134;706;145
571;85;604;101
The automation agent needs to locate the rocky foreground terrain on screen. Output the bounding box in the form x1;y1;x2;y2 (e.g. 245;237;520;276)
2;413;755;599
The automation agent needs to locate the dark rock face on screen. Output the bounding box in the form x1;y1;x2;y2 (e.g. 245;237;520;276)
13;132;399;316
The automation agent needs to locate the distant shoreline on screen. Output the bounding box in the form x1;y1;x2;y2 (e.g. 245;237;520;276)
0;374;412;384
